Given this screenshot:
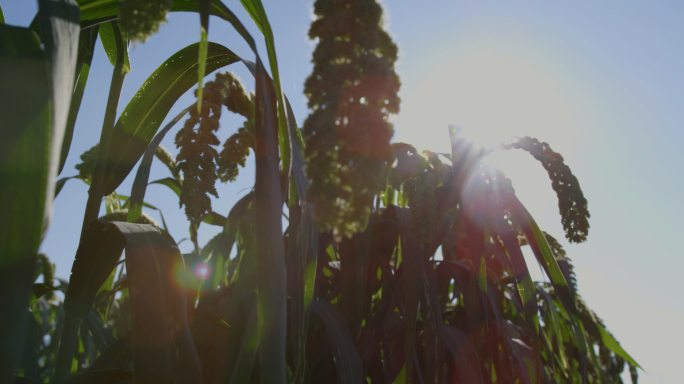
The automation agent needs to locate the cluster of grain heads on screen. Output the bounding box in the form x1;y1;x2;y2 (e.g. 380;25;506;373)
303;0;401;236
119;0;172;44
175;78;223;235
502;136;590;243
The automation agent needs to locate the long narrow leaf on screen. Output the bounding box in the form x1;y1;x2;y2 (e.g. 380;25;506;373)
0;20;53;384
88;331;132;371
196;0;211;112
253;56;287;384
38;0;81;231
127;107;189;222
241;0;292;183
149;177;182;197
98;21;130;73
228;306;260;384
311;300;364;384
59;25;99;175
598;325;642;369
513;199;588;383
116;221;201;384
442;326;485;384
63;220;126;320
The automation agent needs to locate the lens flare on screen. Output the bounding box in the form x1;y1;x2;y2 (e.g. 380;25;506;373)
194;263;210;280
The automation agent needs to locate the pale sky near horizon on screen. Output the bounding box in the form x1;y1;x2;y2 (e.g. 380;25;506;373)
3;1;683;383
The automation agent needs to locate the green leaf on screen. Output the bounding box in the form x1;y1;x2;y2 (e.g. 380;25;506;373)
83;309;116;353
149;177;182;197
127;107;189;223
58;208;126;380
286;204;318;383
78;0;259;55
114;221;201;383
0;5;4;23
31;283;58;302
284;96;307;204
514;199;589;383
98;21;131;73
537;286;570;372
59;26;99;175
241;0;294;190
196;0;211;113
101;42;240;195
228;306;259;384
55;176;79;198
38;0;81;225
0;21;51;384
89;331;132;371
63;220;126;320
311;300;364;384
195;309;243;346
598;325;642;369
203;211;227;227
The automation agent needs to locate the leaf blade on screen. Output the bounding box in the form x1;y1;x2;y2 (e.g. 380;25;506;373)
0;21;51;384
101;42;240;195
311;300;364;384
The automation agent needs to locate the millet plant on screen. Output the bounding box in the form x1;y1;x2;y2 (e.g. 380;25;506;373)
0;0;639;383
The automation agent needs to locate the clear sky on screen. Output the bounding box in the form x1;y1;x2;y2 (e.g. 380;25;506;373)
4;1;683;382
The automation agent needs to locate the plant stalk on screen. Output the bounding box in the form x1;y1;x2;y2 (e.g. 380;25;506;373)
55;21;126;383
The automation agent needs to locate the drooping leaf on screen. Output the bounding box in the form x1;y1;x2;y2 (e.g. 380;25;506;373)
54;176;79;198
150;177;182;197
311;300;364;384
63;220;126;320
116;221;201;384
57;214;127;381
101;42;240;195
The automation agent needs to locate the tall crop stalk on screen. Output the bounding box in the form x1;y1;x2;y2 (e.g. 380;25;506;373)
55;22;126;383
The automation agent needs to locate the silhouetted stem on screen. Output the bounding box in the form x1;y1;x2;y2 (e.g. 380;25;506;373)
55;21;126;383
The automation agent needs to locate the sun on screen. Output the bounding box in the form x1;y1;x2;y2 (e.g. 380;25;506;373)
393;52;582;219
393;53;579;157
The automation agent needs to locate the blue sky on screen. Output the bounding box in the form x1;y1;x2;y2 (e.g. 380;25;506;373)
4;1;683;382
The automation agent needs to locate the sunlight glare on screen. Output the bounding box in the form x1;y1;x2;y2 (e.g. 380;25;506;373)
195;263;210;280
394;53;582;221
395;54;579;156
